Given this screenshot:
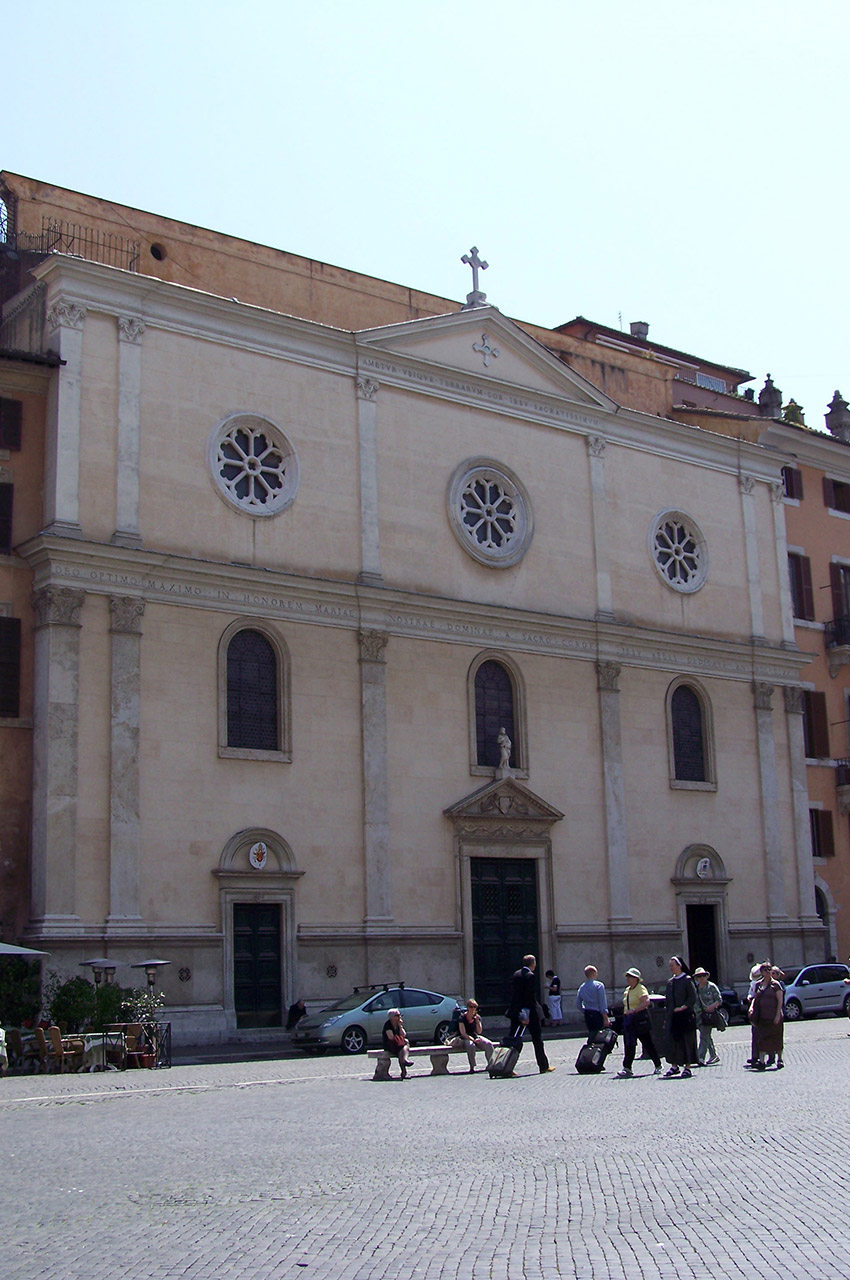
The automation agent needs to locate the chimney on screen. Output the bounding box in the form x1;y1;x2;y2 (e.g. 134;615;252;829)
825;390;850;442
629;321;649;341
758;374;782;419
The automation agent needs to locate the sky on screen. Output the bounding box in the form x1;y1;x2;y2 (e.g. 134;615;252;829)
3;1;848;424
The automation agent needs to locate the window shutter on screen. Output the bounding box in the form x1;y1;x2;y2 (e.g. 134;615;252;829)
820;811;835;859
823;477;836;508
0;616;20;718
811;691;830;758
0;483;12;555
0;399;22;451
799;555;815;621
782;466;803;500
830;562;845;621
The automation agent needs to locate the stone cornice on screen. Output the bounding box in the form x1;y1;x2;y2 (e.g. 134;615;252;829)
760;420;850;477
32;257;781;481
18;533;812;684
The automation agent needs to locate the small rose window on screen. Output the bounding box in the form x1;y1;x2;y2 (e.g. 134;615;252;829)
208;414;299;517
650;509;708;593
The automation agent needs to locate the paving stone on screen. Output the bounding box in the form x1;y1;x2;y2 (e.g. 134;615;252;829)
1;1019;848;1278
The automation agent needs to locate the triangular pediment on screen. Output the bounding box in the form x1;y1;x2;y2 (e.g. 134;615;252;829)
444;776;564;825
356;307;616;412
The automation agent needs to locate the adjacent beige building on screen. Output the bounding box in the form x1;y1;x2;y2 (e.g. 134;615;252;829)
0;175;826;1041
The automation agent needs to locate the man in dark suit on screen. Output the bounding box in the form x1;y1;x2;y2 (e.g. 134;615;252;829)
507;954;555;1073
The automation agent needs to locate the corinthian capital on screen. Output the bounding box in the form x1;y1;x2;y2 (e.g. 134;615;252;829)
109;596;146;635
783;685;804;715
46;301;87;331
586;435;607;458
32;586;85;628
753;681;774;711
596;661;621;692
356;377;379;402
117;316;146;344
359;630;388;663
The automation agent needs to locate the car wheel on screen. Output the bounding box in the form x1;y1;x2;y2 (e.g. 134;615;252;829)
784;998;802;1022
435;1021;451;1045
843;992;850;1017
340;1025;367;1055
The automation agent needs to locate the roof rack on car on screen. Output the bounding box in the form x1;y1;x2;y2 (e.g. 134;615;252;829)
352;981;405;994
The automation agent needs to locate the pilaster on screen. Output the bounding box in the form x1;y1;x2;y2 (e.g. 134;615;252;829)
112;316;146;548
587;436;613;620
359;630;391;925
355;374;382;586
596;661;630;920
107;596;146;927
770;480;796;646
30;586;85;928
752;681;787;918
44;300;86;536
739;475;765;641
783;685;819;925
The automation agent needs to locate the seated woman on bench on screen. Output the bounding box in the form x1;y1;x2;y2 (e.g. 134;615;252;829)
382;1008;412;1079
449;999;494;1073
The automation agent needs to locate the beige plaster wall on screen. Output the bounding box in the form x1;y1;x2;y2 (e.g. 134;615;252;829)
134;607;364;926
131;329;361;576
376;389;598;616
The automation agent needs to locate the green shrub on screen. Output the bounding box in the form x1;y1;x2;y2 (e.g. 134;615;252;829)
0;958;42;1026
43;973;97;1032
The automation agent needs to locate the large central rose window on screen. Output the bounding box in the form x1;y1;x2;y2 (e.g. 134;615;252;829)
448;459;533;568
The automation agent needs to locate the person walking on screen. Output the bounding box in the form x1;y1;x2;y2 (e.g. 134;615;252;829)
545;970;562;1027
449;999;494;1072
663;956;697;1078
747;962;784;1071
743;963;763;1067
615;967;662;1078
693;967;723;1066
507;954;555;1074
575;965;610;1041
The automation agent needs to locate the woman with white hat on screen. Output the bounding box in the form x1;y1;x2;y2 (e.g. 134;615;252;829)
615;967;662;1078
693;967;723;1066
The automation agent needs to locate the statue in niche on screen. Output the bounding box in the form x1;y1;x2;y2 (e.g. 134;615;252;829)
497;727;512;770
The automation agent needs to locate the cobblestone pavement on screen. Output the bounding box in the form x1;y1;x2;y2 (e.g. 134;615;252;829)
2;1018;848;1280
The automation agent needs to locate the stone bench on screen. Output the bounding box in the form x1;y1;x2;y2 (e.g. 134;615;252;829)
367;1044;478;1080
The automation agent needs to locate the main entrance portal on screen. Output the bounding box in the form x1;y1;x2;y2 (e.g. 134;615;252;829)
233;903;282;1028
471;858;539;1014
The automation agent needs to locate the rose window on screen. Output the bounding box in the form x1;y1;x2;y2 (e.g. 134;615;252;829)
448;459;533;568
461;475;517;551
650;510;708;593
208;414;299;517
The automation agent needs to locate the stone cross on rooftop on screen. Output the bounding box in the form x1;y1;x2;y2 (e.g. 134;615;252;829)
461;246;489;309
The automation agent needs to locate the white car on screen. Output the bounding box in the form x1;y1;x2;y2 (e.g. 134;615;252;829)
293;984;462;1054
779;963;850;1021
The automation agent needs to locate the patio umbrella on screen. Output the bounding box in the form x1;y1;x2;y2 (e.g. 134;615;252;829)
0;943;50;958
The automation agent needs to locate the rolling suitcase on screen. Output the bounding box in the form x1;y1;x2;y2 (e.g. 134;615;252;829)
575;1042;606;1074
591;1027;618;1056
488;1026;525;1078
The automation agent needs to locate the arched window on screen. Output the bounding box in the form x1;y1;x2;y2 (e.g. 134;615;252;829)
666;679;715;790
475;660;517;769
218;622;291;760
228;630;277;749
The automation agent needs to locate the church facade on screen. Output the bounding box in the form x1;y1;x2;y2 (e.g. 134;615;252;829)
4;244;823;1039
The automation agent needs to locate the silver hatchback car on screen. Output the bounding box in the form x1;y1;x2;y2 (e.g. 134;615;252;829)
293;984;461;1055
780;963;850;1021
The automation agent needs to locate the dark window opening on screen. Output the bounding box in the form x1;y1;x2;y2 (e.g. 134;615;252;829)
0;399;22;451
227;629;278;750
671;685;706;782
475;660;516;768
823;477;850;514
0;616;21;718
781;465;803;500
810;808;835;859
0;484;13;555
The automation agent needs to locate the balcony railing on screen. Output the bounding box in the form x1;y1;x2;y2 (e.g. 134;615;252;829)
12;216;140;273
835;758;850;787
825;616;850;649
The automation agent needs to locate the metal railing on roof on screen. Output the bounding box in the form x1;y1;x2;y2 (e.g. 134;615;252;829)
13;216;140;272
